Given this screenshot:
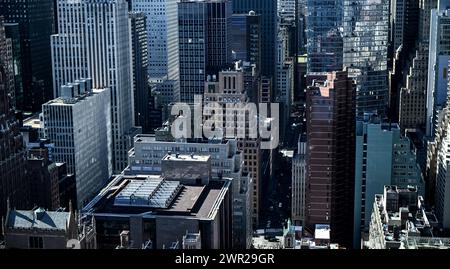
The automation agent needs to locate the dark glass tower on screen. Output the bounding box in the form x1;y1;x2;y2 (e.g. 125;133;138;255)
0;0;55;112
178;0;233;103
232;0;277;78
305;0;343;73
4;23;22;110
129;12;151;134
231;12;261;73
0;16;28;224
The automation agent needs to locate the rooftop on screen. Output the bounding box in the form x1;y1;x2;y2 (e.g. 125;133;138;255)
82;174;230;220
44;88;107;106
114;178;182;209
6;208;71;231
368;185;438;248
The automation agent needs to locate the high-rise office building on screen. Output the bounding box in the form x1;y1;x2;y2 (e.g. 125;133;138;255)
434;72;450;229
232;0;277;78
0;0;55;112
436;117;450;229
427;1;450;136
131;0;180;105
423;0;447;217
297;1;307;56
399;44;429;130
51;0;140;172
129;12;150;134
0;16;28;222
305;71;355;248
178;0;233;103
305;0;343;73
231;12;261;72
353;116;425;248
343;0;389;117
3;23;22;110
131;0;179;81
389;0;419;122
390;0;420;58
42;79;112;208
275;25;294;140
399;0;438;131
203;63;260;230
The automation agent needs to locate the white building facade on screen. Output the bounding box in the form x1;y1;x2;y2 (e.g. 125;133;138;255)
42;80;112;208
51;0;139;173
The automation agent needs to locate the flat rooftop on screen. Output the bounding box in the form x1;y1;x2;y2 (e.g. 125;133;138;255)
83;175;229;220
44;89;106;106
114;178;182;209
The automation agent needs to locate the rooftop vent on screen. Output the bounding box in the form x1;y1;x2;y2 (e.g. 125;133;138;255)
34;208;46;220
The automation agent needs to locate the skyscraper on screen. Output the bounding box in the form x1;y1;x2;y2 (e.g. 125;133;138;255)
42;79;112;208
305;0;343;73
0;16;28;221
353;116;425;248
399;0;437;131
231;12;261;72
0;0;55;112
3;23;22;110
203;63;259;233
390;0;420;58
51;0;140;172
436;113;450;229
275;25;294;140
427;1;450;136
343;0;389;117
131;0;180;82
389;0;420;122
305;71;355;248
232;0;277;78
178;0;233;103
129;12;150;134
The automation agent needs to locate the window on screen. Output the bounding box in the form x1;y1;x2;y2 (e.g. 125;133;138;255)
29;236;44;249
